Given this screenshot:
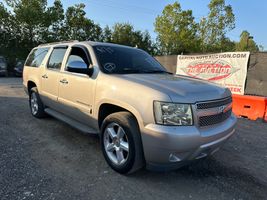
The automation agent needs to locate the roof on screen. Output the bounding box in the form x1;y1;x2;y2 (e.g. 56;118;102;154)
37;40;136;50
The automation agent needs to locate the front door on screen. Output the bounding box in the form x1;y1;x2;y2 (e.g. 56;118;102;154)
58;45;96;127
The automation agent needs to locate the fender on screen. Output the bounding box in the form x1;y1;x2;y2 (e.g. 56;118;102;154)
95;98;145;129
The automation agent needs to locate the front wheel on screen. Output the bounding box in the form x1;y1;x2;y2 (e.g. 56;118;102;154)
100;112;144;174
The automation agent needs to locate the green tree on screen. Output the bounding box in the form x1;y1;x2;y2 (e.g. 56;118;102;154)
214;36;235;52
100;25;112;42
2;0;66;58
61;3;102;41
199;0;235;52
235;30;259;52
0;0;103;66
44;0;65;42
111;23;135;46
133;30;157;55
154;1;199;55
103;23;156;55
0;2;19;67
6;0;49;45
0;2;14;48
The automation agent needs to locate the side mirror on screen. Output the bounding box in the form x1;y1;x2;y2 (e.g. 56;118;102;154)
67;61;93;76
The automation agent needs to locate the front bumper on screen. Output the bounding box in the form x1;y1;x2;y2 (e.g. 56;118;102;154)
140;113;237;171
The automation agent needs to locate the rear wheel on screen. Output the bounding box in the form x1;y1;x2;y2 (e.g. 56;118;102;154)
29;87;46;118
100;112;144;174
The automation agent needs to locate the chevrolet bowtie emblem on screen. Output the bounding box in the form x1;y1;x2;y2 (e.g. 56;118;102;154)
219;105;226;113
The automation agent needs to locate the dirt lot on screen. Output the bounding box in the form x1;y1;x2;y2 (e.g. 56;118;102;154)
0;77;267;200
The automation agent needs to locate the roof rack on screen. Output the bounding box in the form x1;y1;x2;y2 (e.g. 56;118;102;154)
38;40;79;47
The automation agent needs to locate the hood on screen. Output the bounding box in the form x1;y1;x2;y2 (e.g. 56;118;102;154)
117;74;231;103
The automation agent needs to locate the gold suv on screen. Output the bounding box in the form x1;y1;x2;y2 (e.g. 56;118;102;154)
23;41;237;174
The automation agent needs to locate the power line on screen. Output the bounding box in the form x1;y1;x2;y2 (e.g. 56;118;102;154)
94;18;155;32
87;0;159;16
88;0;161;14
86;0;203;20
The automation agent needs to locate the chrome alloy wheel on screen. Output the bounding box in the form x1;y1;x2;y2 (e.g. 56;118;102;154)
103;123;129;165
30;92;38;115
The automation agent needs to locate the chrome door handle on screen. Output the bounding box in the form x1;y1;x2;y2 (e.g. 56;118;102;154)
42;74;48;79
60;79;68;84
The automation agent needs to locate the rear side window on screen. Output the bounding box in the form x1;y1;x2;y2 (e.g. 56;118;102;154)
47;48;67;70
25;47;49;67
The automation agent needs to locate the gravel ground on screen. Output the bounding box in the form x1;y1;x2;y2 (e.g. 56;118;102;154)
0;77;267;200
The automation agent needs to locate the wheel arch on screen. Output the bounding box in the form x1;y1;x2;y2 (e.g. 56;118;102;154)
97;101;143;130
27;80;37;93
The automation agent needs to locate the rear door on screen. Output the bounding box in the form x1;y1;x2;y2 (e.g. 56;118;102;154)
41;46;68;108
58;45;96;126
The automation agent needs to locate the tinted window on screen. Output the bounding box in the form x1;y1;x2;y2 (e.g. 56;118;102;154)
93;45;166;74
25;48;49;67
47;48;67;70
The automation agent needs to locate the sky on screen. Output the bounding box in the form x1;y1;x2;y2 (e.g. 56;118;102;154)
47;0;267;50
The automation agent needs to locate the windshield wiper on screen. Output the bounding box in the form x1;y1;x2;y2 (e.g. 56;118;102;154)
121;68;172;74
141;70;173;74
121;68;144;73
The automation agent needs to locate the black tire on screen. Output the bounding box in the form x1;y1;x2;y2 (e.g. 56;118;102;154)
29;87;46;118
100;112;145;174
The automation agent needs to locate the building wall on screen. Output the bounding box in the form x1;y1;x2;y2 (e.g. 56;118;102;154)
155;55;177;73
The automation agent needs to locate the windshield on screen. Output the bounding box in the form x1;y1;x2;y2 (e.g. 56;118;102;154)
93;45;167;74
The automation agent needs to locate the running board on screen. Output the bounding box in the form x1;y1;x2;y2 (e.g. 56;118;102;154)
44;108;98;134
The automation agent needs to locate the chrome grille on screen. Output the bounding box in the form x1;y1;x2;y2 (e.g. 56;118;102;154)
196;97;232;127
196;97;232;109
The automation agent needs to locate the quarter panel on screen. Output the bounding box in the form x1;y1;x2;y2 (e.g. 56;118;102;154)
23;67;41;90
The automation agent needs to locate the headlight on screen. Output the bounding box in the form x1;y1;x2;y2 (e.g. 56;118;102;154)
154;101;193;126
